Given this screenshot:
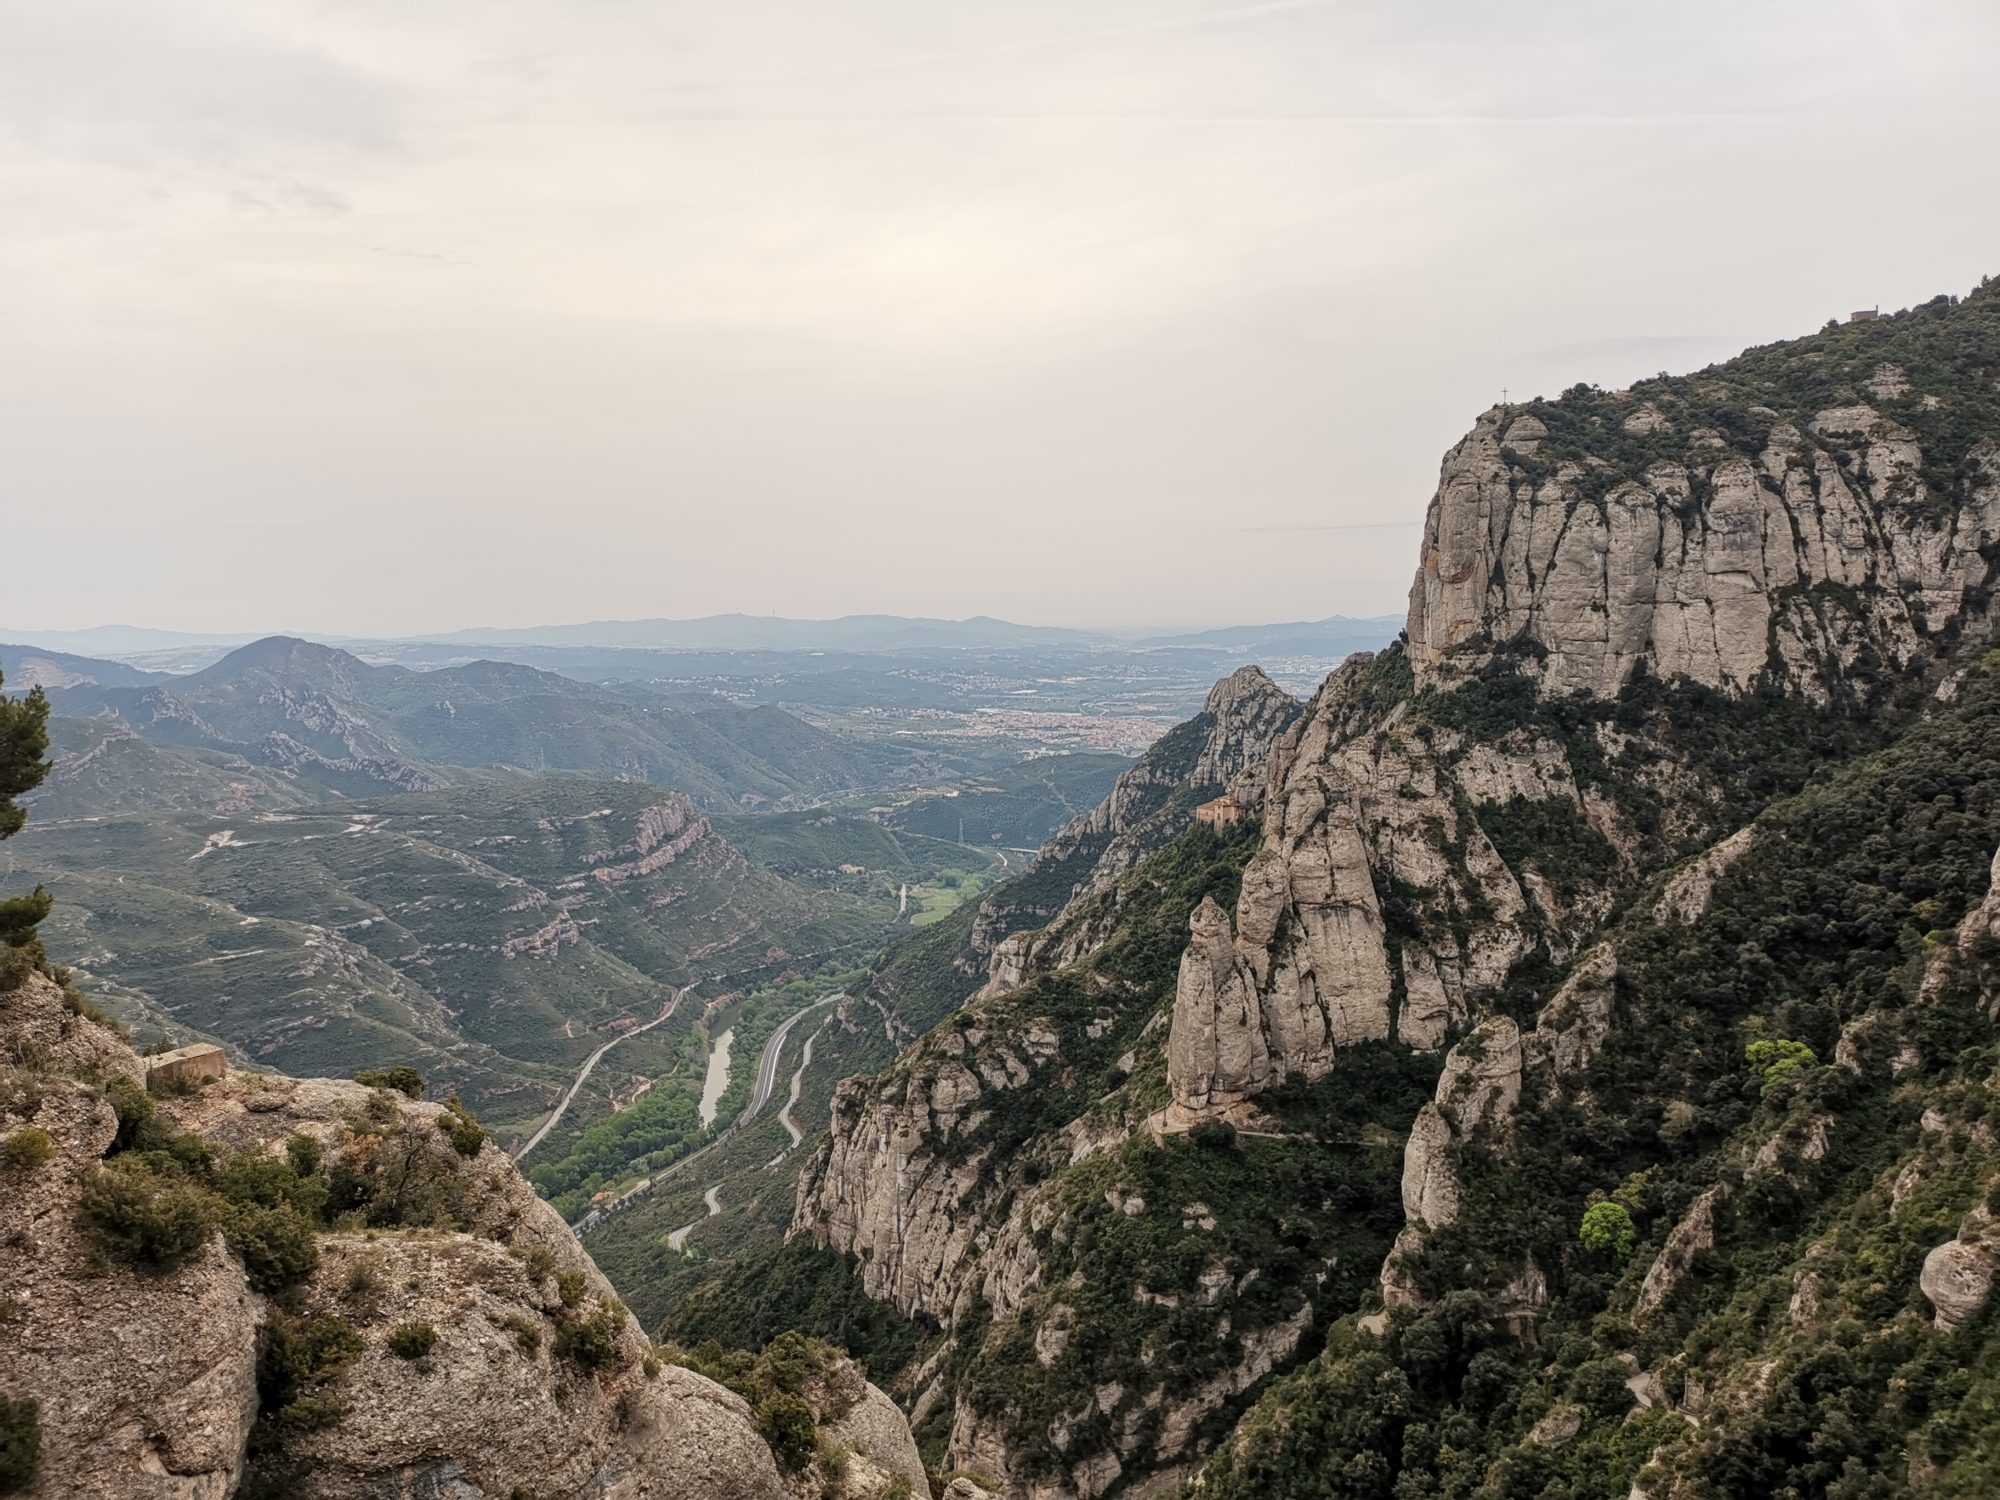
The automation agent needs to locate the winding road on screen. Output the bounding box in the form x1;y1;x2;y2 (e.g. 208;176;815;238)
668;1185;725;1251
512;988;684;1164
776;1016;832;1149
748;994;840;1119
577;992;843;1244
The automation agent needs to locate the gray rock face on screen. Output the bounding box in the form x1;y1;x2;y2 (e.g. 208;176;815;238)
1921;842;2000;1014
1405;404;2000;699
1921;1208;1999;1334
1653;828;1757;926
1527;943;1618;1077
1160;677;1609;1119
971;666;1300;998
1637;1185;1728;1319
1393;1016;1523;1237
1921;1239;1996;1334
795;1025;1053;1322
1166;896;1269;1115
0;972;911;1500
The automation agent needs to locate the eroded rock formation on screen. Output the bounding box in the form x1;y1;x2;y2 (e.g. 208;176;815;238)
972;666;1300;997
0;971;918;1500
1405;404;2000;699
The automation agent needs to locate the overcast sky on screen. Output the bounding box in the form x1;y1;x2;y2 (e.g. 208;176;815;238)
3;0;1997;636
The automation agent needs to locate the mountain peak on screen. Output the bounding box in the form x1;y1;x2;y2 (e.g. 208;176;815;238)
190;635;377;690
1405;281;2000;699
1202;663;1287;718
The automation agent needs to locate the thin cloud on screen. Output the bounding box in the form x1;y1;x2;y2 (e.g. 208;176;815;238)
649;110;1819;125
365;245;473;266
650;0;1346;93
1231;522;1422;533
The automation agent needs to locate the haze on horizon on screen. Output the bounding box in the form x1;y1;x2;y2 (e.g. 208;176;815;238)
5;0;1998;638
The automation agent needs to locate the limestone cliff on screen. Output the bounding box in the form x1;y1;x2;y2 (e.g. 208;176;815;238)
0;970;922;1500
1163;295;2000;1127
1405;397;2000;700
785;285;2000;1500
1161;651;1624;1124
970;665;1299;998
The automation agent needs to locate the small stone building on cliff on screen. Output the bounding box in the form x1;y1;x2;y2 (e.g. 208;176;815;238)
1194;795;1244;829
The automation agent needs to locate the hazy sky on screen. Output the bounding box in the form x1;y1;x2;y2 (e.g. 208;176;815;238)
4;1;1997;636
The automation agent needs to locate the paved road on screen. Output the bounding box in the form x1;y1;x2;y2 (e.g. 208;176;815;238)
776;1016;833;1150
573;992;842;1242
748;994;840;1118
667;1185;724;1251
513;989;683;1164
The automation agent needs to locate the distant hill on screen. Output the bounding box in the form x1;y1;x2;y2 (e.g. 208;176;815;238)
0;641;171;690
429;612;1104;652
36;635;945;811
1137;613;1403;656
0;623;264;656
4;778;920;1138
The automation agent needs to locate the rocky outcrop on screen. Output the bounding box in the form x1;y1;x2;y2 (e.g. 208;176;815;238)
1525;943;1618;1077
796;294;2000;1500
0;971;918;1500
1921;1208;1999;1334
1653;828;1757;926
1404;402;2000;699
1636;1185;1727;1319
1160;666;1610;1119
1921;843;2000;1013
970;667;1300;997
584;795;713;883
1165;896;1268;1118
1393;1017;1524;1237
801;1068;1012;1322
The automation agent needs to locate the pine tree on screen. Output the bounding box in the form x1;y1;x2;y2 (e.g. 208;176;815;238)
0;670;54;972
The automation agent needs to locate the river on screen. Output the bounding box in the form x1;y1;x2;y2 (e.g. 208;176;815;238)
697;1027;734;1128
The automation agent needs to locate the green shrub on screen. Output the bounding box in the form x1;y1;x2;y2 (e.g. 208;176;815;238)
816;1435;850;1481
2;1127;53;1171
60;983;125;1039
102;1075;160;1153
257;1314;363;1433
1579;1201;1637;1260
1189;1118;1238;1149
554;1269;587;1308
79;1156;218;1268
438;1094;485;1157
322;1124;470;1232
284;1134;323;1178
1567;1357;1639;1419
343;1258;384;1314
497;1312;541;1353
215;1149;329;1219
226;1203;321;1293
352;1067;425;1099
1746;1038;1817;1097
0;943;36;994
554;1304;621;1372
756;1390;819;1473
0;1394;37;1493
386;1322;437;1360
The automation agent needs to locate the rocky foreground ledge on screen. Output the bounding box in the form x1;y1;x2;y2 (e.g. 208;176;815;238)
0;970;926;1500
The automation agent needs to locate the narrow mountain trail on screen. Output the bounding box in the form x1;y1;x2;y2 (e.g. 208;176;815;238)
512;988;683;1164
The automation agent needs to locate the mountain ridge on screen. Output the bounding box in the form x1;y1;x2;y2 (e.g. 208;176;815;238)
761;279;2000;1499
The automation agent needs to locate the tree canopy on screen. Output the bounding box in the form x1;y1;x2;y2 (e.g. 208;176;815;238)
0;670;53;974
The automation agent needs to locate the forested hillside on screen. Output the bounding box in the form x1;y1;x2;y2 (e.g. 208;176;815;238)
652;281;2000;1500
